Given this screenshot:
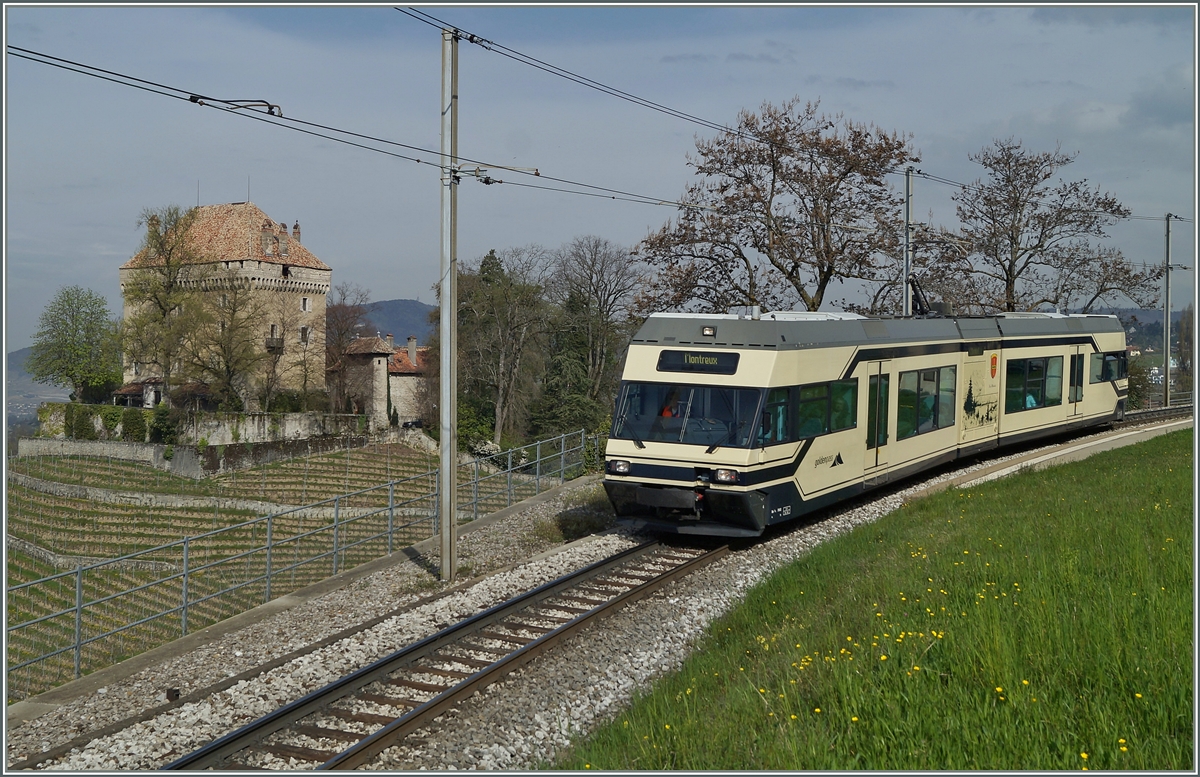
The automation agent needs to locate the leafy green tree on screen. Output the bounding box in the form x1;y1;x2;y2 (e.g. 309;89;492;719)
27;285;122;401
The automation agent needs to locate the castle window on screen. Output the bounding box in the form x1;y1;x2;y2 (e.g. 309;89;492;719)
299;326;310;345
301;296;311;312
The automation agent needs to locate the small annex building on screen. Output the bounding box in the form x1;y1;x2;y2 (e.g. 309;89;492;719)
389;335;430;425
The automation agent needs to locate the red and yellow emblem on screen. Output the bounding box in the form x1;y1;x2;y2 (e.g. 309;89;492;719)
990;354;998;379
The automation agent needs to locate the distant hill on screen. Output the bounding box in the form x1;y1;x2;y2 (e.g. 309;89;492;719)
363;298;436;346
7;346;70;436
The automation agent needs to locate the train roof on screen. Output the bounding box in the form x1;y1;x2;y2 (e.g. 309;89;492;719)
631;311;1124;350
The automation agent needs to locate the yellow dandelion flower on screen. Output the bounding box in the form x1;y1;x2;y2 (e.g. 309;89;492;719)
665;724;671;730
790;714;797;720
814;707;821;713
851;716;858;721
1080;753;1088;760
880;655;888;661
1022;680;1029;685
1135;693;1142;698
995;687;1003;692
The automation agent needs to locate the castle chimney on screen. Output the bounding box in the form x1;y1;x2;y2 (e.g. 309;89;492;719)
407;335;417;368
292;221;301;243
386;333;394;349
260;219;274;255
278;222;289;255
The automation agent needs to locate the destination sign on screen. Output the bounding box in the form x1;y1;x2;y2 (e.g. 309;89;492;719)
656;350;739;374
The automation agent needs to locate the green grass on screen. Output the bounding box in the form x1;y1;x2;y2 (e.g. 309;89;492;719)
557;429;1193;771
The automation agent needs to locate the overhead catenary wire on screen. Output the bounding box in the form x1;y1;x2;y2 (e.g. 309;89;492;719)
395;10;1195;228
6;45;718;216
7;43;1191;232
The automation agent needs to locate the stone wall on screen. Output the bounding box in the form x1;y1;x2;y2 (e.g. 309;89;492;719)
16;435;374;479
185;411;367;445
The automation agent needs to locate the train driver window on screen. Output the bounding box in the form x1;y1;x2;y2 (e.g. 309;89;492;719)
1090;352;1127;383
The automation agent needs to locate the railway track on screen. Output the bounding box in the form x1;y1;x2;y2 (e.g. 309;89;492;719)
161;541;727;771
1117;403;1192;427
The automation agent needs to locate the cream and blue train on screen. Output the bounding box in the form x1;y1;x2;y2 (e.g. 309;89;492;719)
603;311;1128;537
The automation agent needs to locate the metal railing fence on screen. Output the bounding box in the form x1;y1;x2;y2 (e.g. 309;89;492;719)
6;429;606;702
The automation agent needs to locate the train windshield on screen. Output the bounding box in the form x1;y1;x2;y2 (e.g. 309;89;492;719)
611;382;763;449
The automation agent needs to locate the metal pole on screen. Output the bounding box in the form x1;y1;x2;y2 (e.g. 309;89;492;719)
439;29;459;582
507;449;513;507
74;564;83;679
560;432;566;484
903;166;913;317
265;515;272;603
472;458;479;522
1164;214;1172;407
387;482;394;555
332;496;340;575
181;538;189;637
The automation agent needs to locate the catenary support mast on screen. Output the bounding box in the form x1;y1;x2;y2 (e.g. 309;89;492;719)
439;29;459;581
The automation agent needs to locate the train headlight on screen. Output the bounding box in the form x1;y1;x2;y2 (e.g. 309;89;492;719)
714;468;739;484
608;459;631;475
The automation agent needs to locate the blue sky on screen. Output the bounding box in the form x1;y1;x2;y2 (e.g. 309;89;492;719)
4;4;1196;351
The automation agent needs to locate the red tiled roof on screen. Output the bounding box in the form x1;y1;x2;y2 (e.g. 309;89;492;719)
389;346;431;375
121;202;330;271
344;336;394;355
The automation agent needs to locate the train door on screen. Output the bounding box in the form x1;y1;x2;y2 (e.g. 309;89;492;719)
1068;347;1086;415
864;361;890;484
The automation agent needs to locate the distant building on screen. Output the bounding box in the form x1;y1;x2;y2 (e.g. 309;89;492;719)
389;335;430;424
117;202;332;408
341;335;393;429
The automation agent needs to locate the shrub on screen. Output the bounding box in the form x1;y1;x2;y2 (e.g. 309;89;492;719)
148;405;177;444
99;406;123;436
72;406;98;440
63;403;76;439
121;407;147;442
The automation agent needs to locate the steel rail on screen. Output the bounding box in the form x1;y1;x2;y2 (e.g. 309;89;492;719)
161;540;727;770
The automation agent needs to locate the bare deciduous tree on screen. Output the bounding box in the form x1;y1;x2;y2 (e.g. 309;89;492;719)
122;205;207;399
949;137;1158;312
636;97;918;314
549;236;642;401
325;282;371;412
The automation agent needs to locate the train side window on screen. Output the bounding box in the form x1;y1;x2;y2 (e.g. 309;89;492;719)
1045;358;1064;406
938;367;956;428
898;366;956;439
1005;356;1063;412
830;379;857;431
796;385;830;439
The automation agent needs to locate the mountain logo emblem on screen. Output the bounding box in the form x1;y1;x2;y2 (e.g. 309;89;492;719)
831;452;844;467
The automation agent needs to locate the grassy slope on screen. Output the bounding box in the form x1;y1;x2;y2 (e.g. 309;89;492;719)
558;429;1193;771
